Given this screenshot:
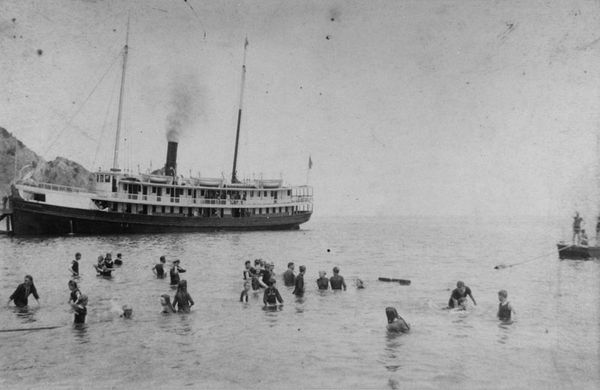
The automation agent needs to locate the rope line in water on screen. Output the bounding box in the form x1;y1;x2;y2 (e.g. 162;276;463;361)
494;244;572;270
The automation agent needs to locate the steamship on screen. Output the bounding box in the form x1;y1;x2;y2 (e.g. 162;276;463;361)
8;31;312;235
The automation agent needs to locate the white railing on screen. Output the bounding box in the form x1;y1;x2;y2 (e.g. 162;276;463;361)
18;181;90;194
94;192;312;208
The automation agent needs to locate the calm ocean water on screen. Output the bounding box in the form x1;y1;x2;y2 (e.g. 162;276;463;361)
0;216;599;389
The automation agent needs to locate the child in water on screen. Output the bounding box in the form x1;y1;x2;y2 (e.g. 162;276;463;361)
497;290;515;322
114;253;123;266
240;281;251;303
385;307;410;333
68;280;87;324
160;294;175;313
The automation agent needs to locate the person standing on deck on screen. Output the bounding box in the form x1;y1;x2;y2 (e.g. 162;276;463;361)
293;265;306;297
580;229;589;246
283;262;296;287
573;212;583;244
595;216;600;244
329;267;347;291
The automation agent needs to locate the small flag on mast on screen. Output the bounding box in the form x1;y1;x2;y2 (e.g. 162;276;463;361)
308;155;313;169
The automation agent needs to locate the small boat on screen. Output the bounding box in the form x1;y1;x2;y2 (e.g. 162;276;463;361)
556;242;600;260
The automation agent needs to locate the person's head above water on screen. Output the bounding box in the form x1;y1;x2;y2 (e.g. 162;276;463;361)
75;252;81;260
333;266;340;274
160;255;166;263
122;305;133;318
385;307;399;323
287;262;294;269
319;271;326;278
456;281;466;293
68;280;77;290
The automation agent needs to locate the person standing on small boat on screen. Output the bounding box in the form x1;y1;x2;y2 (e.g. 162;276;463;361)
497;290;515;322
448;281;477;308
293;265;306;297
71;252;81;276
329;267;347;290
8;275;40;307
283;262;296;287
316;271;329;290
596;216;600;244
573;212;583;244
153;256;167;279
580;229;589;246
68;280;87;324
263;279;283;307
170;259;186;286
172;280;194;313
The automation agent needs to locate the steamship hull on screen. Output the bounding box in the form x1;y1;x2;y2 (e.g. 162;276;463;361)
10;195;311;236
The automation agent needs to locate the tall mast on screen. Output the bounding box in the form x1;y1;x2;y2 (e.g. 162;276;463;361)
231;37;248;183
112;17;130;170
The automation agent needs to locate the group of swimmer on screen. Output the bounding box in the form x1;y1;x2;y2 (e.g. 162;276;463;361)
445;281;515;323
239;259;353;306
6;254;515;332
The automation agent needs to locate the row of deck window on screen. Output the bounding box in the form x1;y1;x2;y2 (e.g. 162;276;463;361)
112;202;299;217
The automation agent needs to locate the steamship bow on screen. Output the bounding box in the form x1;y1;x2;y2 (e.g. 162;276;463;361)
8;31;312;235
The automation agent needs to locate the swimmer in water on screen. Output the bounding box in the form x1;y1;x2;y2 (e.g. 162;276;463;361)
263;279;283;306
8;275;40;307
385;307;410;333
71;252;81;276
160;294;175;313
316;271;329;290
68;280;87;324
153;256;167;279
170;259;186;286
356;279;365;289
497;289;515;322
120;304;133;319
114;253;123;266
172;280;194;313
293;265;306;297
329;266;347;290
448;281;476;309
240;281;251;303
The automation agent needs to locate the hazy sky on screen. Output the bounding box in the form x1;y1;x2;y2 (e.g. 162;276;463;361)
2;0;600;218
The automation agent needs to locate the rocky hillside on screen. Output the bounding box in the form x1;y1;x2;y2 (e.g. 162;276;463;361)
0;127;94;196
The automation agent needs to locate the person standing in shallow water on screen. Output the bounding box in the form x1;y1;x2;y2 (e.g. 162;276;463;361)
497;290;515;322
71;252;81;276
293;265;306;297
329;267;347;290
316;271;329;290
172;280;194;313
283;262;296;287
170;259;186;286
263;279;283;306
68;280;87;324
8;275;40;307
153;256;167;279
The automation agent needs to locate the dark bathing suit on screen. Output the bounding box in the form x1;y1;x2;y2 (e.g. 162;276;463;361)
293;274;305;296
329;275;345;290
155;263;165;278
448;287;472;308
70;289;86;323
316;277;329;290
264;287;283;305
10;283;39;307
498;302;511;321
71;261;79;276
283;270;295;286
